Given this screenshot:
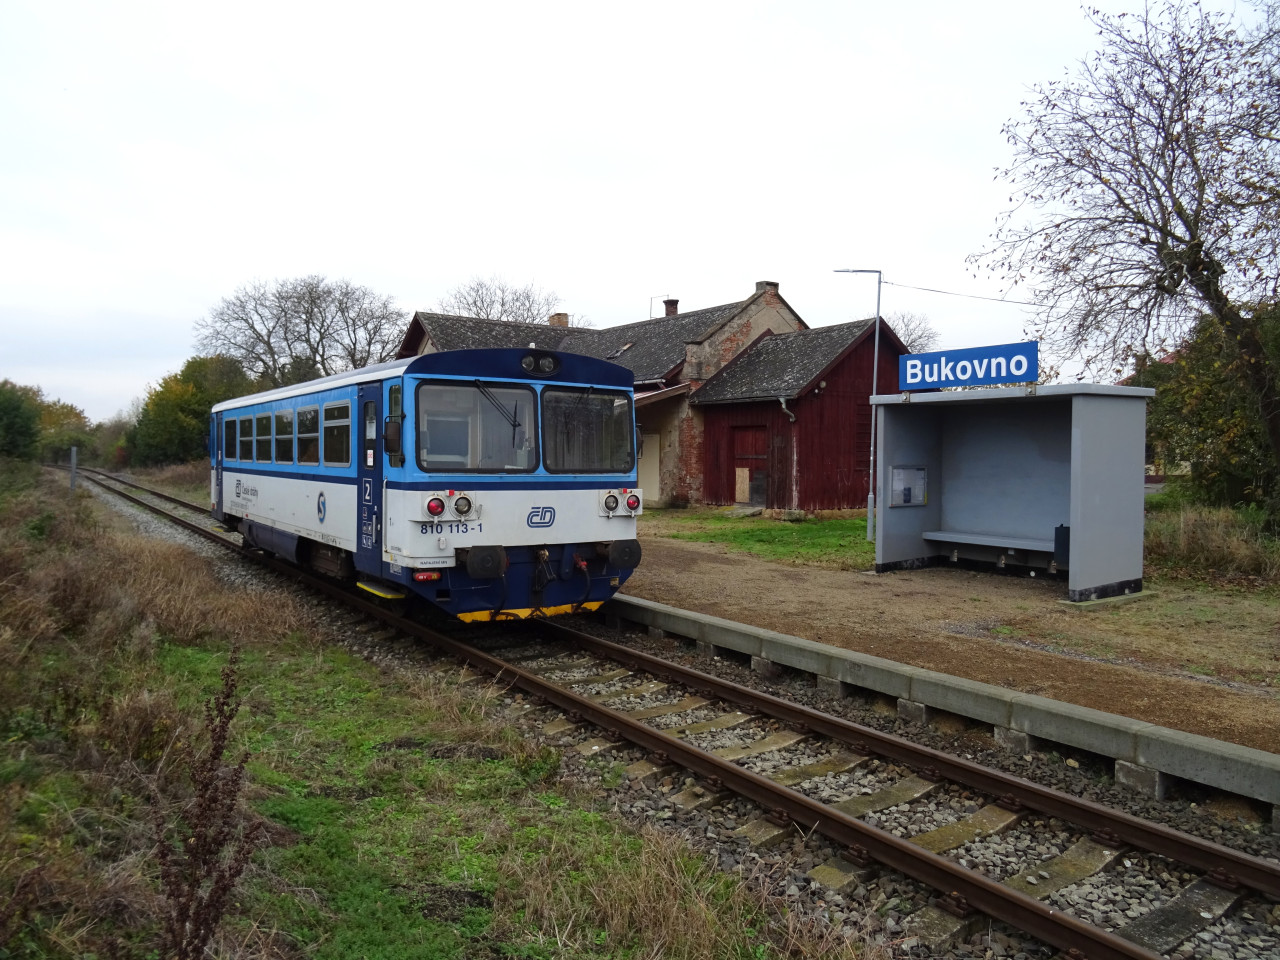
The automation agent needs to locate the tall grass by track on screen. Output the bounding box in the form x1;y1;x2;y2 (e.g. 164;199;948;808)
1144;493;1280;583
1;463;875;959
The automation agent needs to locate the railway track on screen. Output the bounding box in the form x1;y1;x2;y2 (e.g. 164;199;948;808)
79;468;1280;960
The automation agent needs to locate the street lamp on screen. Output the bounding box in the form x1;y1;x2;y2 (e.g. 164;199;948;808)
834;268;881;542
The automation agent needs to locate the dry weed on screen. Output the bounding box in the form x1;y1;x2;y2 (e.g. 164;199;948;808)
1145;505;1280;580
137;461;212;501
497;821;880;959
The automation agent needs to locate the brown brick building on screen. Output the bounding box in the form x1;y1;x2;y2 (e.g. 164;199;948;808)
395;280;907;509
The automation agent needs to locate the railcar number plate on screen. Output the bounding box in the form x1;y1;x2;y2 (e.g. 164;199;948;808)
421;522;481;535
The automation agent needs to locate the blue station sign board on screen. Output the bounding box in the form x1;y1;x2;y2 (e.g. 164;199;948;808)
900;341;1039;391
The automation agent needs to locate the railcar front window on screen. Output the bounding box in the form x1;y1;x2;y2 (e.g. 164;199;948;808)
323;403;351;467
542;388;634;473
416;381;536;473
223;419;236;461
255;414;271;462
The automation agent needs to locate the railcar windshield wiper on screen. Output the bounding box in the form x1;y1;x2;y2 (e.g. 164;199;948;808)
475;379;522;446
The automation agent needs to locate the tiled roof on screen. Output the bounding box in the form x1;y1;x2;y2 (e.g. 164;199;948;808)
582;302;745;382
406;300;748;384
409;313;578;352
690;319;876;404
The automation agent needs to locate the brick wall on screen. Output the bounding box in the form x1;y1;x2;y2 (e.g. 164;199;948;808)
672;402;704;505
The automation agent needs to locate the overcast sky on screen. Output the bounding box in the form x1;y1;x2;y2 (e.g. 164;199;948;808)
0;0;1254;422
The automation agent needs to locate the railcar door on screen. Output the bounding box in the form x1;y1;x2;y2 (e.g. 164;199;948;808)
212;414;224;518
354;384;384;575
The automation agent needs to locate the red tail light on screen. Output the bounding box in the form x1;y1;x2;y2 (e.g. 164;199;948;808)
427;497;446;516
414;570;442;582
626;494;641;511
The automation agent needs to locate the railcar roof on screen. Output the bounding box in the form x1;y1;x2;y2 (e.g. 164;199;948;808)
211;349;632;413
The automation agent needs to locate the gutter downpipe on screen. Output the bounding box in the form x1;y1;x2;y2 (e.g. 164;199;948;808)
778;397;796;422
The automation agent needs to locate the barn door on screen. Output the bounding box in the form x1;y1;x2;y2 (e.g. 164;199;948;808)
732;426;767;506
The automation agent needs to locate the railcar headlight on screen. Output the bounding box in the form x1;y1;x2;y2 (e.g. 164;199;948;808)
453;495;473;516
603;494;619;512
521;355;536;372
426;497;446;517
626;494;641;511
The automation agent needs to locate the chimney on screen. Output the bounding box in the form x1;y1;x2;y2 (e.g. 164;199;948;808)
755;280;779;295
548;312;569;327
663;298;679;317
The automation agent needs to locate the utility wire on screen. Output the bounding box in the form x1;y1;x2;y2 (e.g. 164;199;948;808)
881;280;1044;308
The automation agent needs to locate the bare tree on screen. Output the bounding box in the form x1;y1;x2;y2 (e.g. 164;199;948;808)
194;276;406;387
885;311;940;353
972;0;1280;470
439;275;590;327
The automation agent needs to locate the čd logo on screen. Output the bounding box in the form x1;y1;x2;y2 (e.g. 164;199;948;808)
527;506;556;528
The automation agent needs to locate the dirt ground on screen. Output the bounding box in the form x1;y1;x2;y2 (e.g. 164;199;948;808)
622;524;1280;755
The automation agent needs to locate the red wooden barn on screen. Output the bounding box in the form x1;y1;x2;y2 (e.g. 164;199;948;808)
691;318;906;511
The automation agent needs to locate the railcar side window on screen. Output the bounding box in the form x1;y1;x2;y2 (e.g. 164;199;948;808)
238;417;253;460
223;419;236;461
363;401;377;467
274;409;294;464
323;403;351;466
297;407;320;465
415;381;536;473
387;383;404;468
542;388;635;473
255;414;272;462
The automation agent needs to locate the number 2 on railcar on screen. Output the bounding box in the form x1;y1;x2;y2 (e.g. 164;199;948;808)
208;348;643;621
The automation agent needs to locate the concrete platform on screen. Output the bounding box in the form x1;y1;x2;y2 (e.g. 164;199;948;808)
605;595;1280;822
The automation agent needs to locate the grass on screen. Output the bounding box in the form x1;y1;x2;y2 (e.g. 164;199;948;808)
0;463;875;959
642;509;877;571
1143;494;1280;583
638;497;1280;588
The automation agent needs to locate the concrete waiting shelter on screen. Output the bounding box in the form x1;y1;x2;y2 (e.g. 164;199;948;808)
871;384;1155;601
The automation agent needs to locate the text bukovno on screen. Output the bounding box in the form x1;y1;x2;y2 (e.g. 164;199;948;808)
899;341;1040;390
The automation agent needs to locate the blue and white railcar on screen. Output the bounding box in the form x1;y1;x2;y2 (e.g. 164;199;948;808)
209;348;642;621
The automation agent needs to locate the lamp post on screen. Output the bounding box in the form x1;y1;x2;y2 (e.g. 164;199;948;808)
834;269;881;541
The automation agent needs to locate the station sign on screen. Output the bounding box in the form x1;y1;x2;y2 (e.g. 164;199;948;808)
899;341;1039;391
